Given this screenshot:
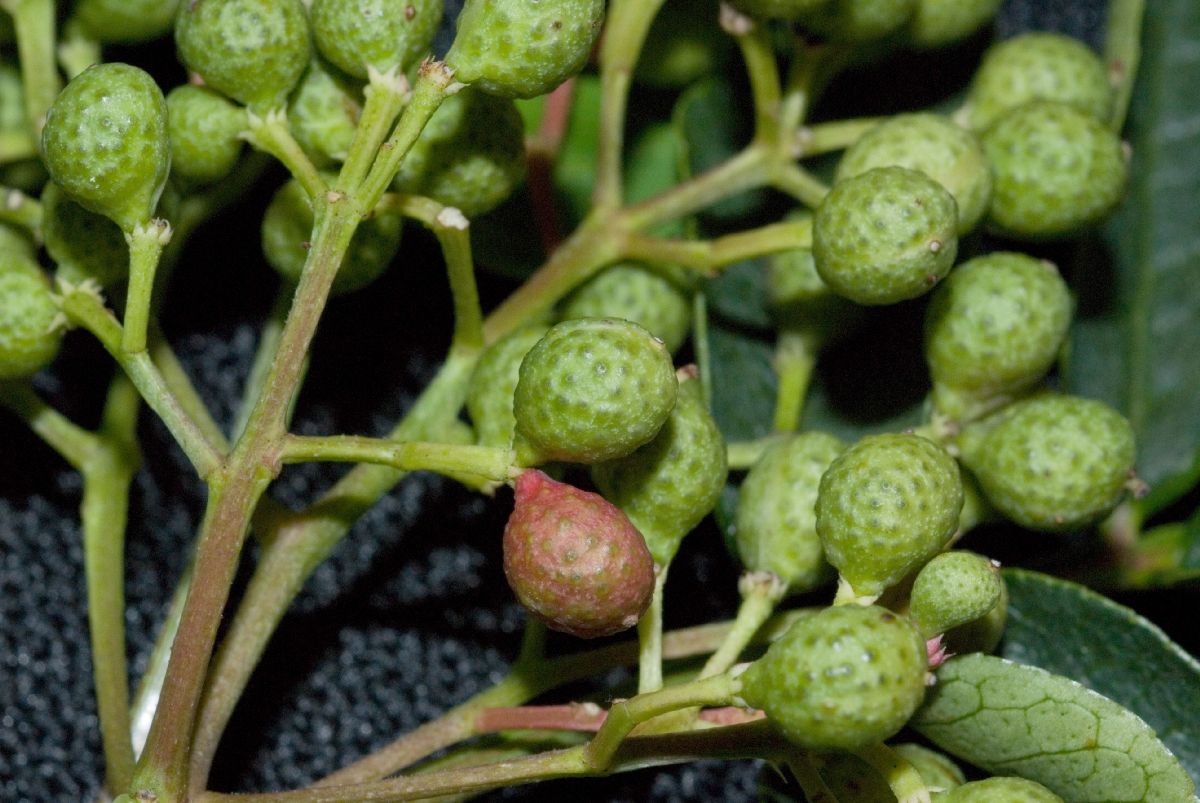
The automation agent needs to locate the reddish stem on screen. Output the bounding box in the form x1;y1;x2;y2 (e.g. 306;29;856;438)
526;78;576;255
475;703;764;734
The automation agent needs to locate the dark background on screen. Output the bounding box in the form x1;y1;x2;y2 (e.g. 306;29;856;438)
4;1;1188;801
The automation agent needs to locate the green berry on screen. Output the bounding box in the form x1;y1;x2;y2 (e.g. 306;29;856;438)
941;777;1064;802
958;394;1136;531
41;183;128;289
261;177;403;295
633;0;729;88
74;0;180;43
925;252;1072;416
41;63;169;232
982;101;1128;239
559;263;692;354
727;0;830;21
740;605;928;750
513;318;678;465
817;433;963;598
445;0;604;99
592;368;728;567
175;0;311;111
893;743;967;792
942;569;1007;655
392;88;526;217
836;113;992;235
814;166;958;306
799;0;917;42
734;432;845;594
966;32;1111;130
310;0;441;80
905;0;1001;49
466;324;550;448
288;59;363;167
909;550;1002;638
503;469;655;638
166;85;246;185
0;260;63;379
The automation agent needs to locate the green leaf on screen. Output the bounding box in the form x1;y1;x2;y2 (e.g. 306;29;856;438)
999;569;1200;781
913;653;1196;802
1064;0;1200;516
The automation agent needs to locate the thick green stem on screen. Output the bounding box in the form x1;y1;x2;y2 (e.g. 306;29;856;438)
726;8;782;145
122;220;172;354
799;116;886;155
621;218;812;273
280;435;517;482
622;145;771;231
0;186;42;232
0;381;98;469
4;0;59;137
637;567;669;694
699;573;786;678
771;327;817;433
242;109;326;199
336;67;409;194
771;163;830;208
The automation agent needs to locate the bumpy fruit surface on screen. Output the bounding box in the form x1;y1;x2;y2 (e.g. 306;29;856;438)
167;85;246;185
909;551;1002;638
942;570;1007;655
959;394;1136;531
906;0;1002;48
41;183;128;288
559;263;692;354
513;318;677;464
817;433;963;597
799;0;917;42
288;59;363;167
966;32;1110;130
502;470;655;638
836;113;992;234
740;605;928;750
175;0;310;111
445;0;604;99
592;369;727;566
982;101;1127;239
814;166;958;305
925;252;1071;413
392;89;526;217
893;743;967;791
74;0;180;43
0;258;62;379
734;432;845;594
41;63;169;232
466;325;549;448
941;777;1064;802
311;0;442;78
261;177;403;295
727;0;829;20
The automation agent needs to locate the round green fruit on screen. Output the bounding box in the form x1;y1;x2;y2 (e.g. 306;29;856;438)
734;431;845;594
740;605;928;750
41;63;169;232
941;777;1064;802
836;113;992;234
166;85;246;185
559;263;692;354
799;0;917;42
446;0;604;99
814;166;958;306
310;0;442;79
0;262;63;379
816;433;963;598
982;100;1128;239
909;550;1002;638
288;58;363;167
74;0;180;43
893;743;967;791
906;0;1001;49
466;324;550;449
175;0;311;111
958;394;1136;531
513;317;678;465
41;183;128;288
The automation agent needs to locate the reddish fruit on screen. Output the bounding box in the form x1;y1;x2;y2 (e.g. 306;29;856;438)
503;470;655;639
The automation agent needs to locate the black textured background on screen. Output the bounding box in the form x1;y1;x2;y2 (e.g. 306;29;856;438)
5;2;1185;801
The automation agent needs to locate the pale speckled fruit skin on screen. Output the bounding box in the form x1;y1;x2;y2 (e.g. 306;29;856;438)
167;85;246;185
289;59;363;167
41;63;169;232
75;0;180;43
966;32;1111;130
909;550;1002;638
817;433;963;597
728;0;829;21
982;101;1127;239
942;571;1007;655
959;395;1135;531
392;89;526;217
175;0;311;111
559;264;692;354
941;777;1064;802
740;605;928;750
814;166;958;306
734;432;845;594
466;325;550;448
592;373;727;566
837;113;992;234
446;0;604;99
513;318;678;465
0;260;62;379
311;0;442;78
906;0;1001;48
261;177;403;295
799;0;917;42
41;183;128;288
893;743;967;791
503;470;655;639
925;252;1071;402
